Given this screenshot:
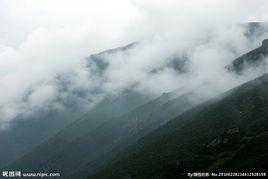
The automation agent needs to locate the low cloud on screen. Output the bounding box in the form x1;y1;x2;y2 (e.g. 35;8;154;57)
1;0;268;127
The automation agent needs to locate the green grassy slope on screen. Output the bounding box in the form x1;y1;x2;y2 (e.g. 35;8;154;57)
92;73;268;179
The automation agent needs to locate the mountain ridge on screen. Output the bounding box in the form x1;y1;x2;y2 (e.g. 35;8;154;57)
227;39;268;73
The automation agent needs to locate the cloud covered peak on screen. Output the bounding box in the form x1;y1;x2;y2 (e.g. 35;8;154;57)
1;0;268;127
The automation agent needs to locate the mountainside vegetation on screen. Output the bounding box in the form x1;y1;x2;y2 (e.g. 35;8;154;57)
91;73;268;179
7;86;206;178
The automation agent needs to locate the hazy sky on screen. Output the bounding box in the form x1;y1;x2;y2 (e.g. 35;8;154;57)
1;0;268;47
1;0;268;127
0;0;137;47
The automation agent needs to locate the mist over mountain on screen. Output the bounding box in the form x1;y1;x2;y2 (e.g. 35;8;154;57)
1;1;268;128
6;87;205;178
0;45;152;169
4;34;268;178
1;1;268;179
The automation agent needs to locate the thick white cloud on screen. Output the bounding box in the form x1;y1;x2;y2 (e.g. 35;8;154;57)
1;0;268;127
0;0;137;47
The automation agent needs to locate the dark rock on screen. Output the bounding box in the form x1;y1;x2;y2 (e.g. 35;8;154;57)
207;138;221;148
262;39;268;47
226;127;239;135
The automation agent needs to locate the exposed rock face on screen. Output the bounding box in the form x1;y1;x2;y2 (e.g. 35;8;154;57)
226;127;239;135
207;138;222;148
207;127;240;149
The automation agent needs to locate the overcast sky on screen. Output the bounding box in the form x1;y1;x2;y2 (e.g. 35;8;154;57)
1;0;268;47
1;0;268;127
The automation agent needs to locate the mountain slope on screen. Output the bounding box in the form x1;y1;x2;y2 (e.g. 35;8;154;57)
2;89;150;167
0;105;84;168
68;90;207;178
227;39;268;74
3;23;268;178
0;43;149;170
92;73;268;179
7;87;207;178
